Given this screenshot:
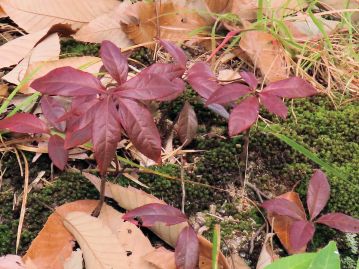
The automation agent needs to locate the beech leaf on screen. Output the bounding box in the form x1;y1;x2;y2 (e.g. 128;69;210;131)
262;198;306;221
117;97;161;163
176;102;198;146
262;77;317;98
228;96;259;136
0;113;49;134
30;67;105;96
48;135;68;170
92;96;121;175
316;213;359;233
123;203;188;226
175;227;199;269
289;220;315;251
206;83;251;105
100;40;128;84
307;170;330;221
259;92;288;119
0;255;25;269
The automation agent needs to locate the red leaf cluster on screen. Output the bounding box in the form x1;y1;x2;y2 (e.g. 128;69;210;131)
262;170;359;251
123;203;199;269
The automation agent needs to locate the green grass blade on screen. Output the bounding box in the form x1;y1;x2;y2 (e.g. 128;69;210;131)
212;224;220;269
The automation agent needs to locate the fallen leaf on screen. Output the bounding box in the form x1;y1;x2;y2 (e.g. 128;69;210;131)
23;200;97;269
0;255;25;269
3;33;60;87
0;84;9;97
175;101;198;147
205;0;232;14
73;1;133;48
0;0;119;33
0;6;6;17
0;28;51;69
144;247;176;269
256;234;279;269
319;0;359;22
284;14;339;42
198;235;231;269
64;249;83;269
226;253;251;269
267;192;307;254
122;2;209;44
18;56;102;94
239;30;289;82
63;211;128;269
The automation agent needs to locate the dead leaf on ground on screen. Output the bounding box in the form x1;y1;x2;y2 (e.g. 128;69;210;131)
144;247;176;269
122;1;209;45
0;84;9;97
0;6;7;18
284;14;339;42
63;212;128;269
17;56;102;94
73;1;133;48
319;0;359;22
226;253;251;269
23;200;97;269
0;255;25;269
256;234;279;269
175;101;198;147
64;249;83;269
239;30;290;82
3;33;60;86
0;0;119;33
0;27;51;69
267;192;307;254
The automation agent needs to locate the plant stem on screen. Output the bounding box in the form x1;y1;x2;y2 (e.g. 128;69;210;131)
92;176;106;217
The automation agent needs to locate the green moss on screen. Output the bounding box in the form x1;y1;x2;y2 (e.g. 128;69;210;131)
0;173;98;255
61;39;100;57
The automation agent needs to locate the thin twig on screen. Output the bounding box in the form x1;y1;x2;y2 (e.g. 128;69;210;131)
180;155;186;213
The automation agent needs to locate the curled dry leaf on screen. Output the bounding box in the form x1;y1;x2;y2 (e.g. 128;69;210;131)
0;255;25;269
23;200;97;269
256;234;279;269
74;1;132;48
176;101;198;147
122;2;209;44
18;56;102;94
3;33;60;85
0;0;119;33
63;212;128;269
239;30;289;82
0;27;51;69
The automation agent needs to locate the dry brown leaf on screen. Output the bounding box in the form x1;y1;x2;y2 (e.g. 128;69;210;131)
73;1;133;48
256;234;279;269
284;14;339;42
198;235;231;269
122;2;209;44
0;6;7;17
18;56;102;94
0;255;25;269
64;249;83;269
239;30;289;82
0;0;119;33
0;28;50;69
205;0;232;14
320;0;359;22
267;192;306;254
175;101;198;147
23;200;97;269
143;247;176;269
3;33;60;86
226;253;251;269
63;211;128;269
0;84;9;97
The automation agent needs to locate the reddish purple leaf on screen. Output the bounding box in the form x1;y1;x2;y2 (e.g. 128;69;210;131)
228;96;259;136
316;213;359;233
48;135;68;170
92;96;121;175
187;62;219;99
307;170;330;221
123;203;188;226
206;83;251;105
40;96;66;132
30;67;105;96
64;124;92;149
175;226;199;269
289;220;315;251
0;113;49;134
240;71;258;90
117;97;161;163
262;198;307;220
160;39;187;67
262;77;317;98
176;102;198;146
259;92;288;119
100;40;128;84
117;74;185;101
66;100;99;133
